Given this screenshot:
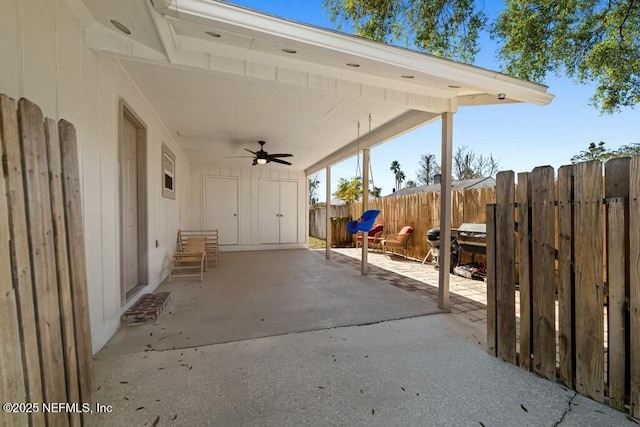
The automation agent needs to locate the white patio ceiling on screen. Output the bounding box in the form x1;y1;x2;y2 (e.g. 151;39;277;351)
81;0;553;173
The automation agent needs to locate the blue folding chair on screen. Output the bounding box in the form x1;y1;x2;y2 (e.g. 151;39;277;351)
347;210;380;234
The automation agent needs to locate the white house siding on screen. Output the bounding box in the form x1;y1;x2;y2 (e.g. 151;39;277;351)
0;0;190;353
190;164;307;248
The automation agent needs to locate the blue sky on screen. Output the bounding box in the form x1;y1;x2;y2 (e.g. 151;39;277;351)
228;0;638;200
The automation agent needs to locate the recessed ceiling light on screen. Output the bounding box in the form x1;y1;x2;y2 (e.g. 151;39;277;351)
498;93;507;100
448;85;461;88
205;31;221;38
281;48;297;54
346;63;360;68
110;19;131;35
401;75;414;79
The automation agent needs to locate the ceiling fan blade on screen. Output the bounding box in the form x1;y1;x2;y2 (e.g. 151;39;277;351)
268;153;293;158
244;148;257;155
269;158;292;165
224;155;254;158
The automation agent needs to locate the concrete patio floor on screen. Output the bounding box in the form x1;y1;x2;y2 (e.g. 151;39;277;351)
91;248;636;426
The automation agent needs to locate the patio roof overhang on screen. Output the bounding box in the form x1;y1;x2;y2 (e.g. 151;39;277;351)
81;0;553;172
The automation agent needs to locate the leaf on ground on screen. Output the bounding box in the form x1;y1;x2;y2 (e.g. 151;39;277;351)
479;422;486;427
124;397;129;400
261;318;264;321
360;389;363;394
172;414;178;421
156;399;161;402
136;406;144;411
520;404;528;412
594;410;604;414
364;355;369;358
401;387;405;392
145;344;152;348
158;367;165;370
120;381;129;384
318;386;325;389
416;393;420;396
152;415;160;427
371;408;375;415
149;332;153;336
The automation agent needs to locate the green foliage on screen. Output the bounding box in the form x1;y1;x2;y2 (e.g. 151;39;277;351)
323;0;640;113
390;160;406;190
335;177;362;203
405;180;417;188
494;1;640;113
370;184;383;197
571;141;640;163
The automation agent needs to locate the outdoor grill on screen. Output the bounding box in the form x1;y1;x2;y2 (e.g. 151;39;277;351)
455;223;487;255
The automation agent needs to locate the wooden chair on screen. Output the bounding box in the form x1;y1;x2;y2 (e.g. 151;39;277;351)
355;223;384;251
382;226;414;258
169;237;207;282
177;229;219;266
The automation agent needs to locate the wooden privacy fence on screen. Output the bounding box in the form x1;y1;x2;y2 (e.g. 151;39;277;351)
486;159;640;418
0;95;93;426
309;204;350;239
350;187;495;259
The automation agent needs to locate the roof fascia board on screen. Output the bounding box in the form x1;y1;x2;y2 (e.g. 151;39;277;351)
153;0;553;106
305;110;439;175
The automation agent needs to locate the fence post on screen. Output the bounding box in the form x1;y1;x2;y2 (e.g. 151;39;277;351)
495;171;516;363
486;203;497;356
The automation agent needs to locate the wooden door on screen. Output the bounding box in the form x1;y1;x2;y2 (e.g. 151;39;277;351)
121;115;139;296
204;176;238;245
260;180;280;243
279;181;298;243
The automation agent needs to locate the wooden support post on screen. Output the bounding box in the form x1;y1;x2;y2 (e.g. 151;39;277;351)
630;156;640;418
325;166;331;259
438;112;453;310
486;204;497;356
517;172;532;371
496;171;516;364
574;160;604;402
557;165;575;389
531;166;556;381
361;147;369;275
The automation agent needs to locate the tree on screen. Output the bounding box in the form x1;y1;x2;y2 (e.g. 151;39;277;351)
334;177;362;203
453;145;500;180
323;0;640;113
308;174;320;205
571;141;640;163
405;180;417;188
390;160;406;190
416;153;440;186
369;182;383;197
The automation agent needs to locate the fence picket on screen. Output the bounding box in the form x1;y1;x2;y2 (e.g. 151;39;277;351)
517;172;532;371
557;165;575;389
45;118;81;426
486;204;497;356
574;160;604;402
630;156;640;418
496;171;516;363
531;166;556;381
0;97;27;427
19;99;69;424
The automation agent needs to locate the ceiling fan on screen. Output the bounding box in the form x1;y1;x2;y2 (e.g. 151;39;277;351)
228;140;293;166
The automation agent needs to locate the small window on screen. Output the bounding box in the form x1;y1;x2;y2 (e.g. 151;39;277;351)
162;144;176;200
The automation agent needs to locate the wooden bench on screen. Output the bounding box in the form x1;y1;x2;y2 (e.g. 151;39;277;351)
170;237;207;282
177;229;219;267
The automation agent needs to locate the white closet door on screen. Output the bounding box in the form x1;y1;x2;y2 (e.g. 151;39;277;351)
204;177;238;245
279;181;298;243
259;180;280;243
